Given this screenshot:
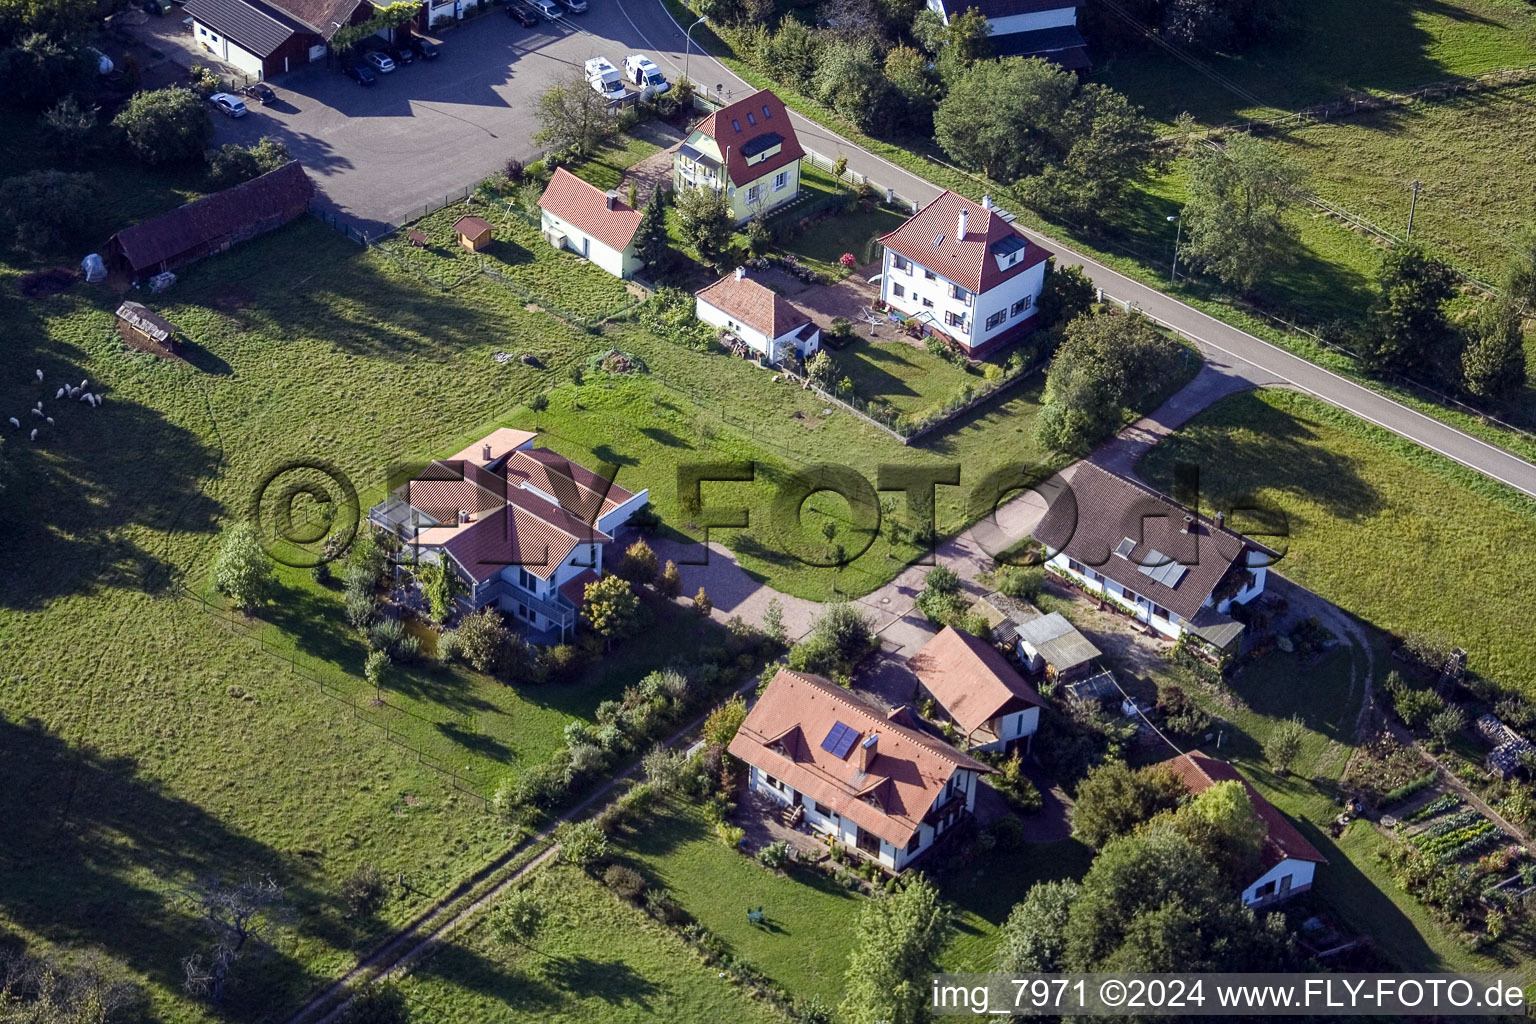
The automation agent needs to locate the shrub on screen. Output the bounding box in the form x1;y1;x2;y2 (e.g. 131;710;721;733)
692;587;713;617
658;560;682;598
341;862;388;918
1395;687;1444;729
1382;772;1438;806
703;697;748;748
207;136;291;187
344;588;377;630
555;819;609;868
368;617;406;656
542;642;584;682
758;839;790;869
0;169;95;252
603;863;647;901
716;822;746;847
620;538;659;586
992;563;1043;601
113;87;213;165
454;608;513;674
986;814;1024;851
435;629;460;663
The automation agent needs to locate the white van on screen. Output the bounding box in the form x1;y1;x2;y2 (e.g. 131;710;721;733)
623;54;669;94
584;57;625;102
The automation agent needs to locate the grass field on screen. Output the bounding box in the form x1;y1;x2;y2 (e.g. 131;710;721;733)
568;134;664;193
776;204;907;280
833;338;979;419
1094;0;1536;127
394;864;787;1023
1140;388;1536;697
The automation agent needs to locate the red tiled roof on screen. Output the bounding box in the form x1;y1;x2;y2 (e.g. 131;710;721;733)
1033;463;1267;622
908;626;1044;736
727;669;991;849
558;568;601;607
1159;752;1327;871
878;190;1051;295
694;90;803;189
538;168;644;253
506;448;633;522
695;272;812;340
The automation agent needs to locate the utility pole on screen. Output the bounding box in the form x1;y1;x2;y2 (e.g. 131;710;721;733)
1167;214;1182;284
1406;180;1422;238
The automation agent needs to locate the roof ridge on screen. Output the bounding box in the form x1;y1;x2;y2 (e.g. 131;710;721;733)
779;669;974;769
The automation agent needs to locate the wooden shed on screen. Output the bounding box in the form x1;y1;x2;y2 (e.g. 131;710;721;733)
454;215;494;252
115;301;181;357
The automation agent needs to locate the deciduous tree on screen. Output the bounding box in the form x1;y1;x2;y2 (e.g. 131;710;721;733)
1263;714;1305;775
1179;134;1303;292
840;875;952;1024
113;87;213;166
207;136;291;188
1150;779;1265;887
998;879;1078;973
212;522;274;611
584;574;640;646
674;184;735;273
1460;301;1527;403
0;168;94;252
181;875;286;1002
1035;309;1182;455
532;71;610;158
1068;761;1185;849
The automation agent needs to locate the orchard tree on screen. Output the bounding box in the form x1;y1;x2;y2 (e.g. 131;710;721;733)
181;875;286;1002
38;94;98;161
1263;714;1305;775
583;573;639;647
1153;779;1266;887
1068;761;1184;849
113;87;214;166
212;522;274;611
1358;243;1458;380
364;649;389;704
840;875;952;1024
532;70;610;157
1179;133;1304;292
491;887;548;956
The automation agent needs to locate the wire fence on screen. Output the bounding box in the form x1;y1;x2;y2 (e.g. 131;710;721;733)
174;582;491;808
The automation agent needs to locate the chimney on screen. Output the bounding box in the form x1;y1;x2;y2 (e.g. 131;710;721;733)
481;443;492;461
1182;514;1195;534
957;208;968;241
858;732;878;772
457;509;469;524
604;190;618;210
734;266;746;280
1215;510;1226;529
981;195;993;210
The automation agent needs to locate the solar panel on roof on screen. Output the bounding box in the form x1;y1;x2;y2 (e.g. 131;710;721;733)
1115;537;1135;558
1136;551;1188;588
821;721;859;758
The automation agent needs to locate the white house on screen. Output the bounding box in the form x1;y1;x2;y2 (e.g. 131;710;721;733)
538;168;646;280
695;268;821;363
368;428;650;640
727;669;991;871
1033;463;1274;654
1162;752;1327;906
908;625;1045;753
183;0;374;79
924;0;1089;70
876;191;1053;358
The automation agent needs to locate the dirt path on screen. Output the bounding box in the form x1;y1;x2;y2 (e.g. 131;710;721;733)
1384;720;1530;846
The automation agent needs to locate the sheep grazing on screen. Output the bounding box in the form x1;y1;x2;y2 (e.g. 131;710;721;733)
92;394;102;405
34;369;43;381
80;393;92;404
31;408;43;418
55;387;64;400
80;379;88;390
29;429;37;441
45;416;54;426
7;417;18;429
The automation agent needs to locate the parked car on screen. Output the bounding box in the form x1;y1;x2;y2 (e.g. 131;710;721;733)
142;0;171;14
557;0;587;12
209;92;248;117
410;37;440;59
363;51;396;73
241;81;276;104
345;63;377;86
387;44;415;65
623;54;668;93
529;0;561;19
506;3;537;25
583;57;625;101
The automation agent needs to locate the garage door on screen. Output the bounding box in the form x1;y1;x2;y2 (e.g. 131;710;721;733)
224;39;265;79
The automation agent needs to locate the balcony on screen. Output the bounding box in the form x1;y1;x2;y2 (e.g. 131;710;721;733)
472;576;577;638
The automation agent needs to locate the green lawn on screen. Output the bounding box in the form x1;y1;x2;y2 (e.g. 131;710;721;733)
833;339;980;420
569;134;664;192
1140;389;1536;697
1094;0;1536;127
395;864;787;1023
776;204;907;280
610;799;1093;1005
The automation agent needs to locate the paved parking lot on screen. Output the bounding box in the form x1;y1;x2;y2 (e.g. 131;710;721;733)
203;3;725;234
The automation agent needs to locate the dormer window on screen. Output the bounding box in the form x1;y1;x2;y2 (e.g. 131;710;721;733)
762;105;771;119
746;111;756;125
732;118;741;132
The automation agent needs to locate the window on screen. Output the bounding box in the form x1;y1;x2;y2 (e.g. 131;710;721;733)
1151;602;1172;620
892;253;911;273
764;773;784;792
1011;295;1033;316
892;282;905;298
944;310;966;331
518;567;537;591
813;801;832;817
949;283;972;305
746;111;756;125
731;118;741;132
923;269;937;281
1254;880;1277;900
762;104;772;119
1067;558;1085;574
985;309;1006;330
921;297;934;308
745;184;761;204
906;832;921;854
773;171;788;191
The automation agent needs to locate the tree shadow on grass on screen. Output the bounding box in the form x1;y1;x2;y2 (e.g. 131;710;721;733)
0;715;325;1019
842;345;923;402
435;719;512;761
409;936;564;1012
540;954;662;1007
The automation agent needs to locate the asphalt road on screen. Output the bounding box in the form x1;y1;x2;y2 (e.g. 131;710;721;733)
211;0;1536;499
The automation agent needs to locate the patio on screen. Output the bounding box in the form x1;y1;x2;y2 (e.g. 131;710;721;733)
734;786;830;865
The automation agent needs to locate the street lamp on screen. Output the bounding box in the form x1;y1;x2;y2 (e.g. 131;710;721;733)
1167;214;1182;285
684;15;707;88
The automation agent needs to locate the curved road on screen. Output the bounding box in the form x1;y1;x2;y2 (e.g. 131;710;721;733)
613;0;1536;500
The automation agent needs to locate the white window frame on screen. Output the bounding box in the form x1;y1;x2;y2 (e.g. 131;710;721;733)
985;309;1006;330
745;183;761;205
773;171;788;191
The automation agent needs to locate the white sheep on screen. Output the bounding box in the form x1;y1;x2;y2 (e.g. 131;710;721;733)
7;417;18;429
55;387;64;400
31;408;43;418
29;429;37;441
80;380;88;390
34;369;42;381
45;416;54;426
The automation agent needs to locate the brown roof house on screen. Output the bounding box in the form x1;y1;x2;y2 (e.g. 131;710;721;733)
106;162;313;278
695;268;820;363
877;190;1053;357
674;89;804;224
184;0;378;80
909;626;1046;753
367;428;651;640
538;168;645;280
1033;463;1277;654
1159;752;1327;906
728;669;991;870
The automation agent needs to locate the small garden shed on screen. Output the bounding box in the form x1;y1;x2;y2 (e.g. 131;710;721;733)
454;216;494;252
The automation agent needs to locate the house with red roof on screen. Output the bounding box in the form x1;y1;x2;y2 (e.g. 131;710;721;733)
674;90;803;224
1158;752;1327;906
877;191;1054;357
908;626;1046;753
695;267;821;362
538;168;646;280
728;669;991;870
368;428;650;640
